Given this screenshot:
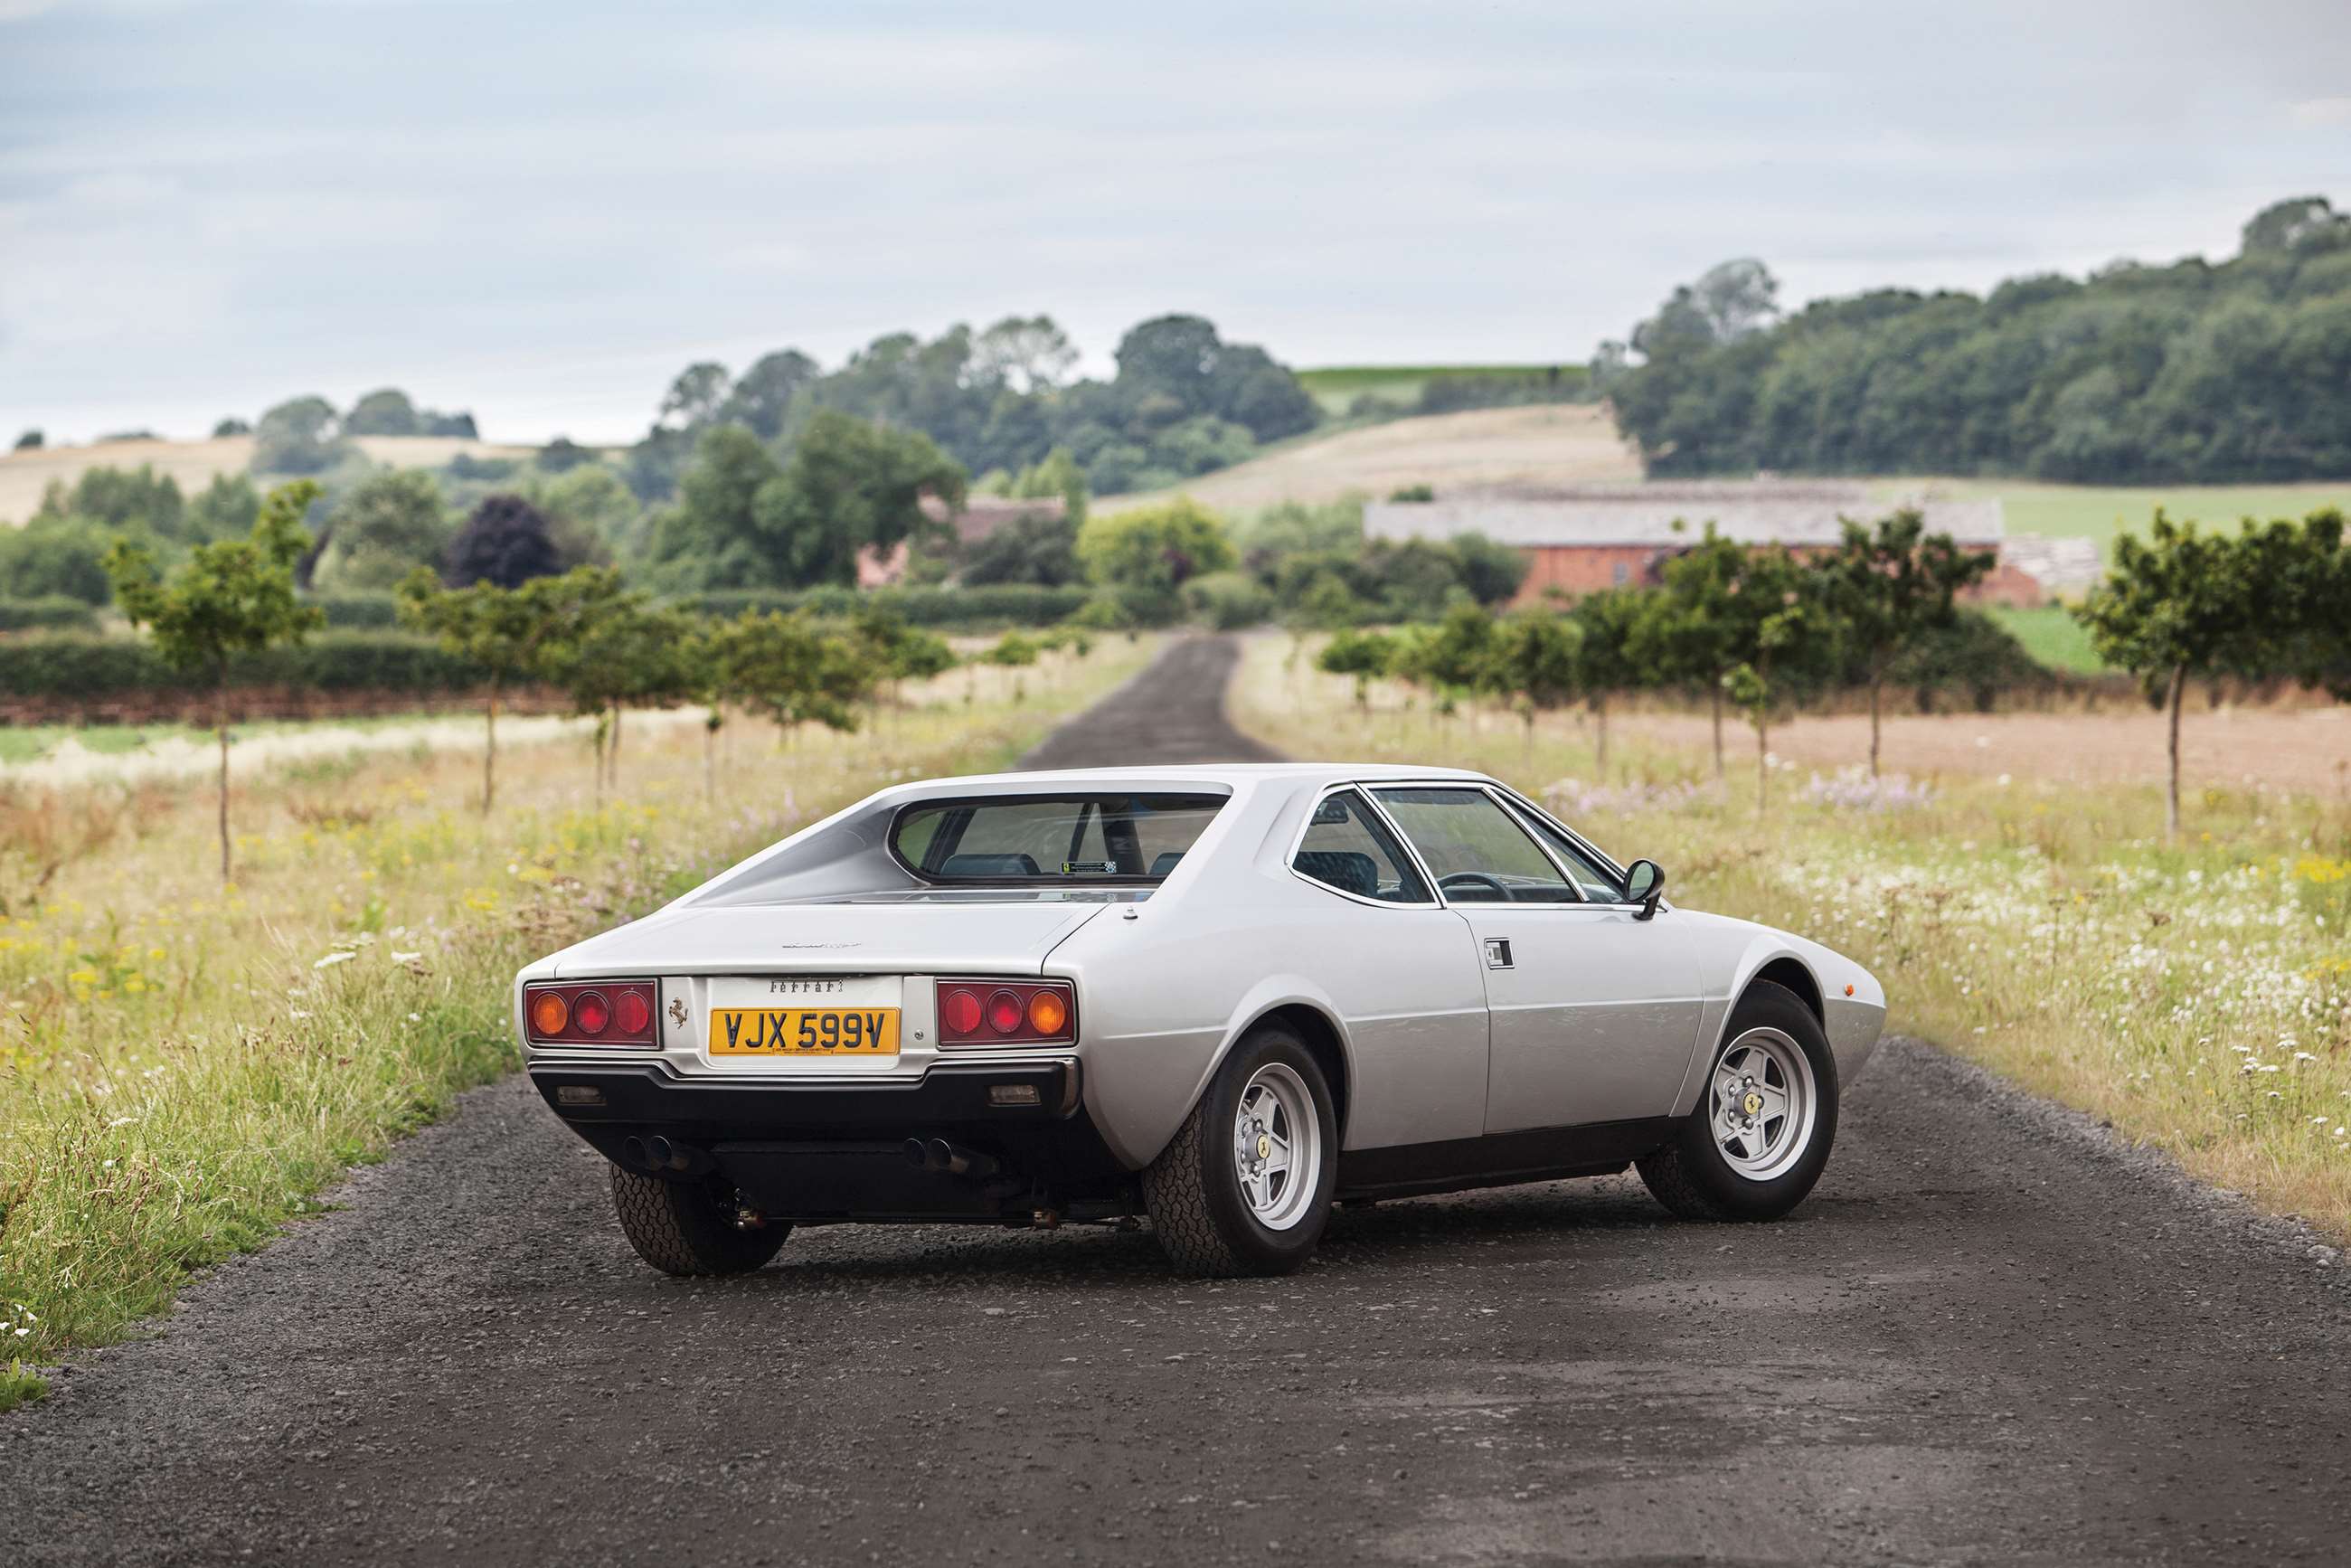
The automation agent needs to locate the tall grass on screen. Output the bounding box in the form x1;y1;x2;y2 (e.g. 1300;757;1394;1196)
0;640;1152;1408
1235;638;2351;1241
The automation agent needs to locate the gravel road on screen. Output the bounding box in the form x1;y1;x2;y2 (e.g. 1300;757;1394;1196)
9;635;2349;1567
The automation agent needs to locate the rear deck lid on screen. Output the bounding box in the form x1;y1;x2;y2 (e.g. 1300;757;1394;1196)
546;899;1107;979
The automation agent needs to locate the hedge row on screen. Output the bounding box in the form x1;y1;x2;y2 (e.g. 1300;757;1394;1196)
0;595;102;633
0;632;495;700
681;583;1095;628
311;593;403;628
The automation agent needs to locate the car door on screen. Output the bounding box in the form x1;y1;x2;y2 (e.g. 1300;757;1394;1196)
1285;788;1491;1150
1368;785;1704;1135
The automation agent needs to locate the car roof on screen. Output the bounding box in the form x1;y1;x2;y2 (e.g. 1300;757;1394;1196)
884;762;1494;795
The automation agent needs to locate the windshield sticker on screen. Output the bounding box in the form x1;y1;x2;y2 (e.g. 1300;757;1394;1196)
1062;860;1116;874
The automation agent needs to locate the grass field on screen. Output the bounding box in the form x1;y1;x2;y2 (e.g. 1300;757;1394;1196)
1233;638;2351;1247
0;638;1152;1409
1098;403;1642;514
0;433;547;527
1874;477;2351;563
1293;364;1577;417
1984;604;2108;673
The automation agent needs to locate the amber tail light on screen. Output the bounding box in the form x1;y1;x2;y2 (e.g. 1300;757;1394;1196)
935;978;1076;1047
526;980;659;1046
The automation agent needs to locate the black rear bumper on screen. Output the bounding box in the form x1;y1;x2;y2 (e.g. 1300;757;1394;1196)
529;1061;1136;1223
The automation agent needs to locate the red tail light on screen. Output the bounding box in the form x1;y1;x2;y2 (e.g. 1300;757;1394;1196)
936;978;1075;1047
526;980;659;1046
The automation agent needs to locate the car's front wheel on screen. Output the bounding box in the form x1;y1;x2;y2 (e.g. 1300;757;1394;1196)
1637;980;1838;1222
1143;1024;1337;1277
609;1165;790;1276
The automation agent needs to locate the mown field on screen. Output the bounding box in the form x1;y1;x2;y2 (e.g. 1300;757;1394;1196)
1293;364;1572;417
1233;637;2351;1244
1871;477;2351;563
0;638;1152;1408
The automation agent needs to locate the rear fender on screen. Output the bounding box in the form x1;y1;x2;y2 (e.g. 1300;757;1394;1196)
1085;973;1355;1170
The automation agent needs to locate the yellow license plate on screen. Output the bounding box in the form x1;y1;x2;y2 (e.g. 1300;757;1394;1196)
708;1007;901;1057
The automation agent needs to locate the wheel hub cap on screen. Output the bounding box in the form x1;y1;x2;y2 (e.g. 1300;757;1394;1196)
1709;1027;1818;1184
1231;1064;1322;1232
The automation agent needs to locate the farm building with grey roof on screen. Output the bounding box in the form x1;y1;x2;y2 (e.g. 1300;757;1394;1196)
1362;481;2057;606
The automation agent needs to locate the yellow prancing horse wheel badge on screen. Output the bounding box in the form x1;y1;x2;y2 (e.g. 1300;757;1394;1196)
1257;1132;1272;1160
1740;1090;1764;1118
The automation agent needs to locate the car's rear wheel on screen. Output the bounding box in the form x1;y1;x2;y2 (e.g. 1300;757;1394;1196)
609;1165;790;1276
1636;980;1837;1222
1143;1024;1336;1277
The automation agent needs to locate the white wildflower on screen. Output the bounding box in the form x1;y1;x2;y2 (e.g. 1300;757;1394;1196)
392;951;421;964
313;951;355;969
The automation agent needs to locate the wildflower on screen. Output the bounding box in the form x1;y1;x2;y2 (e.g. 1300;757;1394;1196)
391;951;421;964
313;951;355;969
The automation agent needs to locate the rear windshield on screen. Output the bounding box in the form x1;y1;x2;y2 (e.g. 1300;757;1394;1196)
892;793;1229;883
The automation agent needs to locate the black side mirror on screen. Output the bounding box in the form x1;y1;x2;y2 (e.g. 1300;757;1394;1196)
1625;859;1666;921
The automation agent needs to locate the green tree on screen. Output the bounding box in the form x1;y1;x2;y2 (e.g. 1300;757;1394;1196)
344;388;421;437
251;396;345;475
1487;614;1582;755
1317;628;1395;712
1717;544;1827;817
105;482;325;879
1821;509;1995;776
758;411;967;588
398;567;573;813
1077;496;1236;593
524;568;647;796
1646;524;1749;779
0;521;115;604
711;609;870;738
186;473;262;543
2075;510;2347;837
660;362;732;429
1395;601;1499;693
1569;587;1654;775
315;469;450;591
46;464;184;535
1006;447;1088;525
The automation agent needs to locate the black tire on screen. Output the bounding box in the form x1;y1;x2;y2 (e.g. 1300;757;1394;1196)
1142;1024;1338;1278
1637;980;1838;1223
609;1165;789;1276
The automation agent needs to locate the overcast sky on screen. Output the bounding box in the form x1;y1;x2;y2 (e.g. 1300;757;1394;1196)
3;0;2346;446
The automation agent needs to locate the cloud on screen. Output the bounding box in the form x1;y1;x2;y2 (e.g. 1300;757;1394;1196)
1;0;2345;443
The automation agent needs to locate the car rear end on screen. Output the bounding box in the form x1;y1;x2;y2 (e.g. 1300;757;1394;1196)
519;781;1237;1231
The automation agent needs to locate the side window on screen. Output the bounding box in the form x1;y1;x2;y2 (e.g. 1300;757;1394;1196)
1292;790;1430;904
1371;788;1581;904
1507;802;1625;902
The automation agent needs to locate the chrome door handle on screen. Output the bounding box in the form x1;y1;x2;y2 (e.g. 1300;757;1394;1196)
1484;939;1513;969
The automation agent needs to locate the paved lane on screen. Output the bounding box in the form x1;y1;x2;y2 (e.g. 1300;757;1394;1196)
7;635;2349;1566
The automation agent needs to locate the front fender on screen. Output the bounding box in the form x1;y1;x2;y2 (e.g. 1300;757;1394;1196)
1666;912;1886;1116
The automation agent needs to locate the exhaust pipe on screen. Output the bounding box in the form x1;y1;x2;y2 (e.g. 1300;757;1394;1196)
623;1134;700;1174
902;1138;1000;1179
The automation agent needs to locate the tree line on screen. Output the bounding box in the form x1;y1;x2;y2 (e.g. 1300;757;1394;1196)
1317;506;2351;834
624;312;1321;506
1604;196;2351;483
95;477;1097;881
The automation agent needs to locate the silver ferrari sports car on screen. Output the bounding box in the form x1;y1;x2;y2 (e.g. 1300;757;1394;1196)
518;764;1885;1278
